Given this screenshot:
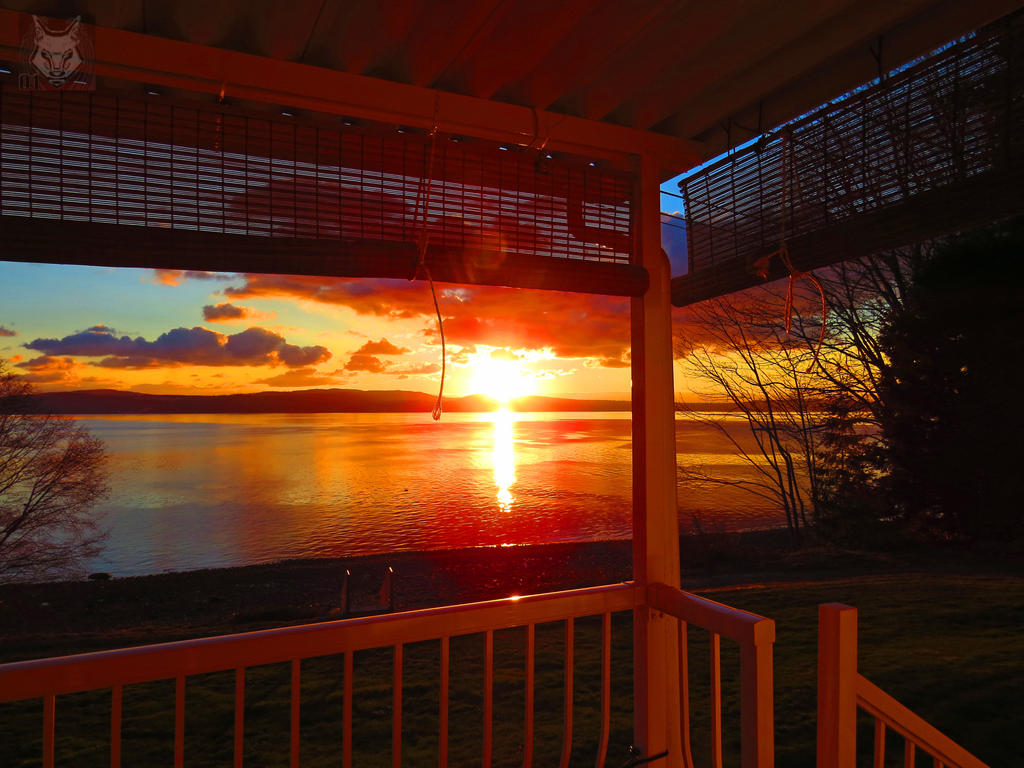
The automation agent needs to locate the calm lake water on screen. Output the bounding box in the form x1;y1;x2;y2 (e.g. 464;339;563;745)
75;412;781;577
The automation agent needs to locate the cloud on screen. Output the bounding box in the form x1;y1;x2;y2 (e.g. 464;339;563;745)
224;275;433;318
0;326;15;337
203;303;251;322
343;354;388;373
257;367;345;388
152;269;233;285
490;348;519;361
25;325;331;370
14;355;78;383
588;356;630;368
390;362;441;376
176;273;635;366
354;338;410;355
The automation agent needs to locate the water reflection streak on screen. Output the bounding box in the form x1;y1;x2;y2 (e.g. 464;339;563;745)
492;409;517;513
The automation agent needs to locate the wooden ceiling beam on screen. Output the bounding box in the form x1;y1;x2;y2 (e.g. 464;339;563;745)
250;0;333;62
548;3;697;122
402;0;506;88
625;0;861;131
0;8;700;178
436;0;598;100
0;217;649;298
139;0;238;48
495;0;673;111
669;0;932;139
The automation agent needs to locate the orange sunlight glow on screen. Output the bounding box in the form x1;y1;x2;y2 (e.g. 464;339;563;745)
492;408;516;513
468;351;537;403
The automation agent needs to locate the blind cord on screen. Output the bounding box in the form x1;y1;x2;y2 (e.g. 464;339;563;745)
410;94;446;420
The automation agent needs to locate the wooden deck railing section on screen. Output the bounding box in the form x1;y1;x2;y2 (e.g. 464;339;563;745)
0;581;775;768
647;584;776;768
817;604;990;768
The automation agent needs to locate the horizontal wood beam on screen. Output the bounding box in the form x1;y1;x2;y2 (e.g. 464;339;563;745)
0;216;649;297
671;164;1024;306
0;8;699;179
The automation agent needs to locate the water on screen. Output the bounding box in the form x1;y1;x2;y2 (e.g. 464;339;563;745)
76;411;782;577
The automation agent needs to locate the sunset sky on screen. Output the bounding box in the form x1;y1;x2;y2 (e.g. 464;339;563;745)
0;194;687;399
0;261;643;397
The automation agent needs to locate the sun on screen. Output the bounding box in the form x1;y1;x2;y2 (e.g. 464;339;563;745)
468;351;536;404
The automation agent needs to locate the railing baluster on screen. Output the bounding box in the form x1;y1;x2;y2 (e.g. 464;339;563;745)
42;693;55;768
234;668;245;768
393;643;403;768
524;623;535;768
440;636;450;768
874;719;886;768
558;617;575;768
484;629;494;768
111;685;122;768
291;659;301;768
710;632;722;768
175;674;185;768
343;651;353;768
904;740;915;768
595;612;611;768
678;620;694;768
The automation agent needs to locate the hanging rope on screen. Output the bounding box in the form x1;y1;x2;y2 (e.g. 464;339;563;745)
409;93;446;420
759;131;829;370
779;244;828;369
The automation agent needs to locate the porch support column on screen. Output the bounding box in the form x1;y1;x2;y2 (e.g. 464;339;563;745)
631;152;683;764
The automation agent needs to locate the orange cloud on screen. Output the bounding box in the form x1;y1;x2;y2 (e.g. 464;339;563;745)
153;269;232;286
203;303;253;322
0;326;15;337
390;362;441;376
343;354;388;373
354;338;410;355
15;355;78;384
257;367;345;388
173;273;634;366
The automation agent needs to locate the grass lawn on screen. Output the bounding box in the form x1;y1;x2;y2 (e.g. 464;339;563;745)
1;571;1020;767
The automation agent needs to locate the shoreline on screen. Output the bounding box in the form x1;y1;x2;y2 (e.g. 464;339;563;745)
2;530;1017;664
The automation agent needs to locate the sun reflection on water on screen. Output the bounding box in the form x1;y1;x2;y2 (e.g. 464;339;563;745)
492;408;517;512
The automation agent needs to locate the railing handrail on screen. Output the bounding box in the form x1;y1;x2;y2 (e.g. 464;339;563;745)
0;581;637;702
647;582;776;646
856;675;991;768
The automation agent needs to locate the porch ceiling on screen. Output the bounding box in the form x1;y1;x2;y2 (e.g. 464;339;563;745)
2;0;1022;167
0;1;1021;294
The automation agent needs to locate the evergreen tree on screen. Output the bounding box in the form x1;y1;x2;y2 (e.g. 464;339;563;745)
879;218;1024;541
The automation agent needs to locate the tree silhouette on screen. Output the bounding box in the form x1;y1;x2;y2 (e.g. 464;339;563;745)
0;361;108;581
879;218;1024;541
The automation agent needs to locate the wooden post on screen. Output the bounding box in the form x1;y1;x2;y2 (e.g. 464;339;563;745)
741;619;776;768
382;566;394;611
632;152;683;765
818;603;858;768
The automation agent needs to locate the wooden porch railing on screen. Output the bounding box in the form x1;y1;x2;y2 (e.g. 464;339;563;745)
648;583;776;768
816;603;991;768
0;581;775;768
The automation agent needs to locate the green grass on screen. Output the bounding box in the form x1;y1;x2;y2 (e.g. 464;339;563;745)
2;573;1020;767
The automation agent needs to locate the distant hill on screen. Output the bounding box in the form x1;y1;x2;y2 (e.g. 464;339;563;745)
17;388;633;415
